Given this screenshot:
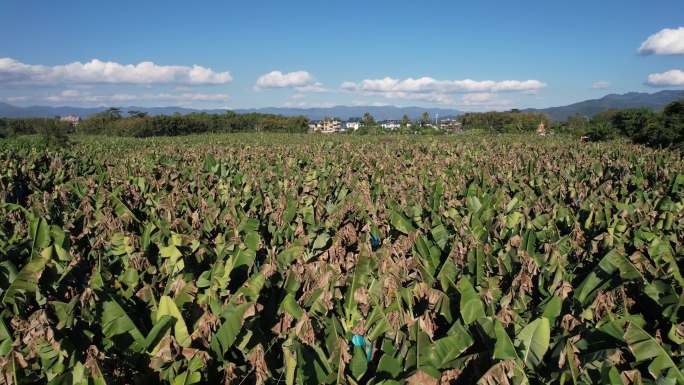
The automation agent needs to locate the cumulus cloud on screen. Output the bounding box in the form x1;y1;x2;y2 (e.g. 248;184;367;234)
350;101;391;107
646;69;684;87
3;96;29;103
255;70;313;88
60;89;81;97
255;70;327;92
41;90;229;105
0;57;232;85
638;27;684;55
461;92;497;104
341;76;546;105
292;82;327;92
371;91;455;104
592;81;610;89
282;101;337;108
46;92;138;103
459;93;514;109
341;77;546;94
171;93;229;101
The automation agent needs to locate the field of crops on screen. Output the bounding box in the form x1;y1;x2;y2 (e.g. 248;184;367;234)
0;133;683;385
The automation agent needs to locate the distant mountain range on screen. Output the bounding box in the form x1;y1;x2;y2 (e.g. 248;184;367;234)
526;90;684;121
0;103;228;119
0;102;461;121
234;106;463;121
1;90;683;121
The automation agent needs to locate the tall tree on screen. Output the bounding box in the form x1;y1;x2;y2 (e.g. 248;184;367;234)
362;112;375;126
663;100;684;117
128;110;148;118
420;111;430;126
106;107;123;120
401;114;410;128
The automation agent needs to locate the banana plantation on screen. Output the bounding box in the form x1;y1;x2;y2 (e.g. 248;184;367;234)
0;134;682;385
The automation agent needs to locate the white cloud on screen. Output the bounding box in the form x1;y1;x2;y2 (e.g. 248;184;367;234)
41;90;229;105
176;93;229;102
461;92;497;104
282;101;337;108
0;57;232;85
459;93;514;110
638;27;684;55
256;70;313;89
46;92;138;103
646;69;684;87
341;77;546;94
60;89;81;97
292;82;327;92
372;91;455;104
255;70;328;92
341;76;546;105
350;100;391;107
3;96;29;103
592;81;610;89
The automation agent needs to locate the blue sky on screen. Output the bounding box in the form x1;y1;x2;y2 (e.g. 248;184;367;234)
1;0;683;111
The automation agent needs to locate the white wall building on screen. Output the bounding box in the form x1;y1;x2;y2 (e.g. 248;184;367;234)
310;119;342;133
345;122;360;131
380;121;401;130
438;119;463;132
59;115;81;125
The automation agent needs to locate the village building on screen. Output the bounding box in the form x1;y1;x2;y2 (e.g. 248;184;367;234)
309;119;342;133
59;115;81;126
380;121;401;130
439;118;463;132
345;121;360;131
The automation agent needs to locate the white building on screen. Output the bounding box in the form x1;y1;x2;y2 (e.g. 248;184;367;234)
310;119;342;133
438;119;463;132
345;121;360;131
380;121;401;130
59;115;81;126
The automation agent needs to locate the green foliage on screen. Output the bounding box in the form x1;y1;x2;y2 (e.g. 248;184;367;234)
1;117;74;145
420;111;431;126
0;133;683;384
401;114;410;128
563;113;591;134
459;110;549;132
584;122;618;142
362;112;376;126
0;118;8;138
631;101;684;148
583;100;684;147
37;119;73;148
76;110;309;136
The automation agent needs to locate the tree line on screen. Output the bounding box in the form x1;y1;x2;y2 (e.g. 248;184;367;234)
560;99;684;148
0;108;310;138
458;110;550;132
2;102;682;148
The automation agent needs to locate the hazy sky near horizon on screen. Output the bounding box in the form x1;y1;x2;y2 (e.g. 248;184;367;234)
1;0;683;111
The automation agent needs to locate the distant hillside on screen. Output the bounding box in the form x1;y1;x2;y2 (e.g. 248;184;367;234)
0;103;228;118
0;102;461;121
526;90;684;121
3;90;683;121
233;106;463;121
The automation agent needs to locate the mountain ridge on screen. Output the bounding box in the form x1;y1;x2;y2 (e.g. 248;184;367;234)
0;102;461;121
234;106;462;120
1;90;683;121
526;90;684;121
